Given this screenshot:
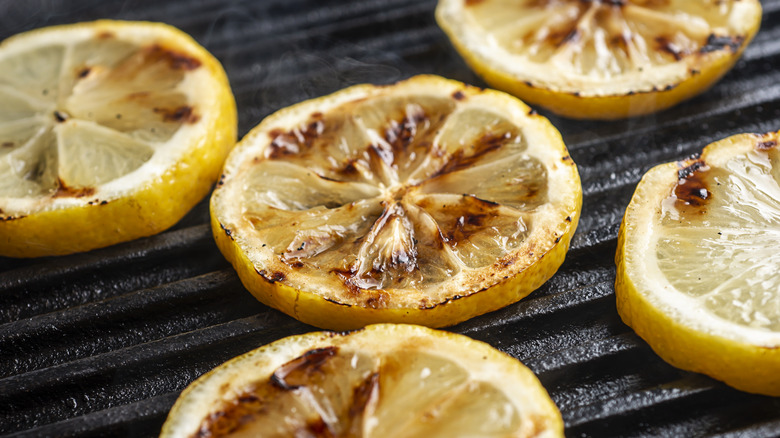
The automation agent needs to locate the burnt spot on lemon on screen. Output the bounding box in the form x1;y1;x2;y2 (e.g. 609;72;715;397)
142;44;202;71
0;20;237;257
436;0;763;119
757;140;777;151
52;178;96;198
699;34;744;55
673;159;711;208
617;130;780;396
211;75;580;329
153;105;200;124
161;325;564;438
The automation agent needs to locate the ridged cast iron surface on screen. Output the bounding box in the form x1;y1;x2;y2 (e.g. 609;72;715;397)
2;0;780;436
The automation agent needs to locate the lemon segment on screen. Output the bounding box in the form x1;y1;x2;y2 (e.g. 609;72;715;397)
211;75;581;330
436;0;762;119
160;324;564;438
616;131;780;395
0;20;237;257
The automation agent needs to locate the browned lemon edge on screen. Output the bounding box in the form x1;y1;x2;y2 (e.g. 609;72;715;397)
160;324;564;438
615;157;780;396
210;75;581;330
0;20;238;258
436;5;761;120
212;210;578;330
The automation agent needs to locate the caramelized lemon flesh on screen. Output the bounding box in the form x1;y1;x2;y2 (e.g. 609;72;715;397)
0;20;237;257
160;324;564;438
616;131;780;395
436;0;762;119
211;75;581;330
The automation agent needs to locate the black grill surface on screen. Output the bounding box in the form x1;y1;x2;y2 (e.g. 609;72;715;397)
2;0;780;436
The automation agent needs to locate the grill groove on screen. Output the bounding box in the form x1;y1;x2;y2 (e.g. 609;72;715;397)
1;0;779;436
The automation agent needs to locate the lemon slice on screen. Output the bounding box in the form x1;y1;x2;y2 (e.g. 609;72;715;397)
616;131;780;395
160;324;564;438
210;75;581;330
436;0;762;119
0;20;237;257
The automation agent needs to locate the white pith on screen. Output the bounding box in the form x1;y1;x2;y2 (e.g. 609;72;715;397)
212;76;581;308
436;0;761;96
626;133;780;347
0;23;221;216
160;324;562;438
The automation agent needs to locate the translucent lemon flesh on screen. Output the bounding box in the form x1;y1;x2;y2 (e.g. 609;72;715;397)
211;75;581;329
160;324;564;438
658;152;780;331
436;0;762;119
616;131;780;395
1;33;195;198
0;21;237;257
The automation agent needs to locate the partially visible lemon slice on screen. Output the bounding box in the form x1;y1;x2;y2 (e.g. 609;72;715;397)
436;0;762;119
160;324;564;438
210;75;581;330
0;20;237;257
616;131;780;395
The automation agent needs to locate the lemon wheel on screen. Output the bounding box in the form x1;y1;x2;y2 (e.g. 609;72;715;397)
0;20;237;257
160;324;564;438
211;75;581;330
436;0;762;119
616;131;780;395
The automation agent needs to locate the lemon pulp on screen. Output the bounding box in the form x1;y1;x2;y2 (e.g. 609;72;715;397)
436;0;762;119
211;75;581;329
616;131;780;395
0;20;237;257
160;324;564;438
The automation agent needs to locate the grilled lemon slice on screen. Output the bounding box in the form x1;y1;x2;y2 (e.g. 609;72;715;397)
211;75;581;330
436;0;762;119
160;324;564;438
616;131;780;395
0;20;237;257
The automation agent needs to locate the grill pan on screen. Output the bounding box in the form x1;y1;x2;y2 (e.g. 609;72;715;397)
2;0;780;436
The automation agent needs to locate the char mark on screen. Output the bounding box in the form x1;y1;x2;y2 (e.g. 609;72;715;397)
656;36;685;61
256;269;286;284
433;132;511;177
700;34;743;54
331;267;363;296
349;373;379;417
267;120;324;159
758;140;777;150
677;160;706;180
54;179;96;198
270;347;339;391
77;67;91;78
383;109;429;160
675;160;710;207
220;223;233;239
54;111;68;123
144;44;202;70
560;28;581;46
153;105;200;124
